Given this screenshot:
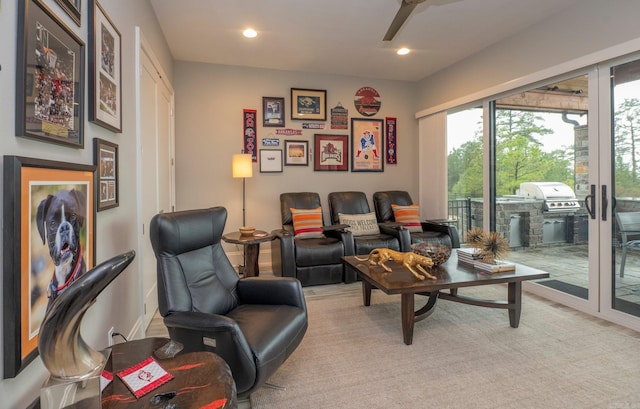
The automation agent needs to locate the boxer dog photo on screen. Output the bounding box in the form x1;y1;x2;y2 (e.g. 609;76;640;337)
36;188;87;310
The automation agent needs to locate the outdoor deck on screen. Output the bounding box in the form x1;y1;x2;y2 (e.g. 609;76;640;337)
505;244;640;313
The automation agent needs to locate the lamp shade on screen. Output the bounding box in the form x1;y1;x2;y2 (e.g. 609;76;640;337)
232;153;253;178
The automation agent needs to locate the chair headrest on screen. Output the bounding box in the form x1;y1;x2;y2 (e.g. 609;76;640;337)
327;191;370;224
150;207;227;256
280;192;322;225
373;191;413;222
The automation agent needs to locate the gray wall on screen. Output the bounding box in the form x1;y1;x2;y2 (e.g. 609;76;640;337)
0;0;172;407
415;0;640;111
173;62;420;261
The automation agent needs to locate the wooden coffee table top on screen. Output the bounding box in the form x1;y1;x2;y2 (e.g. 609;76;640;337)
342;250;549;294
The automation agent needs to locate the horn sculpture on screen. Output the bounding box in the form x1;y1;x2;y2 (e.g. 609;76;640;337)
38;251;135;379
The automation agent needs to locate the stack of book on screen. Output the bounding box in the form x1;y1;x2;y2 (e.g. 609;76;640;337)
456;248;516;274
456;248;480;269
473;259;516;274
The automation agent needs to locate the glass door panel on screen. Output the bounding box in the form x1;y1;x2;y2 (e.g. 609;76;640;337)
611;59;640;318
447;107;483;243
492;75;593;302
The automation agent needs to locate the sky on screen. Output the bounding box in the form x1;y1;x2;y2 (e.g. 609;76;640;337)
446;78;639;154
446;109;586;154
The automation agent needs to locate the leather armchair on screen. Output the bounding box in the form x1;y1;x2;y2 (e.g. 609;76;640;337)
271;192;352;286
328;191;401;283
150;207;308;400
373;190;460;251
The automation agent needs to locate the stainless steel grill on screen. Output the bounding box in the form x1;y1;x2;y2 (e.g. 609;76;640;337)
518;182;580;213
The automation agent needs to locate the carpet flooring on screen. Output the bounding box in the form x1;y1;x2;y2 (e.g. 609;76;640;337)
250;283;640;409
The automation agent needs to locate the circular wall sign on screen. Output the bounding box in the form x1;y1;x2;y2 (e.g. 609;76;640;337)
354;86;381;117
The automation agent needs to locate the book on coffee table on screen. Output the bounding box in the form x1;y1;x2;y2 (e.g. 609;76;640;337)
474;260;516;274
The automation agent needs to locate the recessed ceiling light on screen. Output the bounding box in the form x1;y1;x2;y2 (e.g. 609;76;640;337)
243;28;257;38
397;48;410;56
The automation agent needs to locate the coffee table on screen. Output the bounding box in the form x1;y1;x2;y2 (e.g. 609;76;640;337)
342;251;549;345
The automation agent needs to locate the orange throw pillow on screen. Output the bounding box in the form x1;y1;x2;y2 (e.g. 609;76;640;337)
391;204;423;233
290;207;324;238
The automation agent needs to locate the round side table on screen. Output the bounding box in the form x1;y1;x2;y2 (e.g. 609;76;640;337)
102;337;236;409
222;230;274;277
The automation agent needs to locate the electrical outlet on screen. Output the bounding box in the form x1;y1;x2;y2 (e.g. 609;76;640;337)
107;327;114;346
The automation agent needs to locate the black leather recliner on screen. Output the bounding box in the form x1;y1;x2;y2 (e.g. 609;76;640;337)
373;190;460;251
271;192;353;286
328;191;401;283
150;207;308;400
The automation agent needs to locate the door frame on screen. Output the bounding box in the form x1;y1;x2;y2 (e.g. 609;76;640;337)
135;27;176;333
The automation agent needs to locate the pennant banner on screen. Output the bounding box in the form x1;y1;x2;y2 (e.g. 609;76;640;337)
243;109;257;161
386;117;397;164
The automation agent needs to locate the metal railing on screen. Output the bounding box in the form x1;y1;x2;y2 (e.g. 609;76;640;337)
447;198;472;243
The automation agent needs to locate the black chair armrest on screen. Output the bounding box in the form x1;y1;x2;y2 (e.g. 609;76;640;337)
421;222;461;248
379;222;411;247
379;221;406;230
322;223;349;232
164;310;239;332
270;229;296;277
163;311;254;384
237;277;307;309
327;229;355;255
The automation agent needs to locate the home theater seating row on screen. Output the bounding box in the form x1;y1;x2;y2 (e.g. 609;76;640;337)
271;190;460;286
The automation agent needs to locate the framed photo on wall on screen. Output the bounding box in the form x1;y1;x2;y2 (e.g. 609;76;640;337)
262;96;285;127
314;134;348;171
3;156;95;378
259;149;283;173
55;0;81;26
89;0;122;132
94;138;119;211
291;88;326;121
351;118;384;172
16;0;85;148
284;140;309;166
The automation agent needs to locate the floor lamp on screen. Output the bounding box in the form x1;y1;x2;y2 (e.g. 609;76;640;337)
232;153;253;228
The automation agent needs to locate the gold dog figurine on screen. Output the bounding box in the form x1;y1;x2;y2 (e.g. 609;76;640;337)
355;248;436;280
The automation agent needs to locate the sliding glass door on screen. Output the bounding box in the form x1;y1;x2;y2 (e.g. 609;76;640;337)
607;57;640;323
444;56;640;330
489;73;599;312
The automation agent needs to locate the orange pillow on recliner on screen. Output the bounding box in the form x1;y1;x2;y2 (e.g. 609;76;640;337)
391;204;423;233
290;207;324;238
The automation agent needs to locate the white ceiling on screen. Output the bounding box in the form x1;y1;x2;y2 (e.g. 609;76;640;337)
150;0;582;82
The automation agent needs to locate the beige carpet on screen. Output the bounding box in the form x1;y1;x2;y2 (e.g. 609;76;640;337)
250;283;640;409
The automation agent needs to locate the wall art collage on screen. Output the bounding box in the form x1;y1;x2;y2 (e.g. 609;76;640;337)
245;86;398;173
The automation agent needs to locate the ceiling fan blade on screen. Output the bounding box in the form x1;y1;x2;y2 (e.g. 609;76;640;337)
383;1;419;41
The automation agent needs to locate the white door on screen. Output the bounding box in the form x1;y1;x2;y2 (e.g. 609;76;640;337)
137;30;175;330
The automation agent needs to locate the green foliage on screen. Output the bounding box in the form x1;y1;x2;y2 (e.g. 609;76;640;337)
448;109;575;198
614;98;640;197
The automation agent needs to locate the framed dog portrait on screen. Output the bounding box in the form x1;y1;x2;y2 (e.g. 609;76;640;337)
94;138;119;211
3;156;95;378
88;0;122;132
314;134;348;171
351;118;384;172
16;0;85;148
